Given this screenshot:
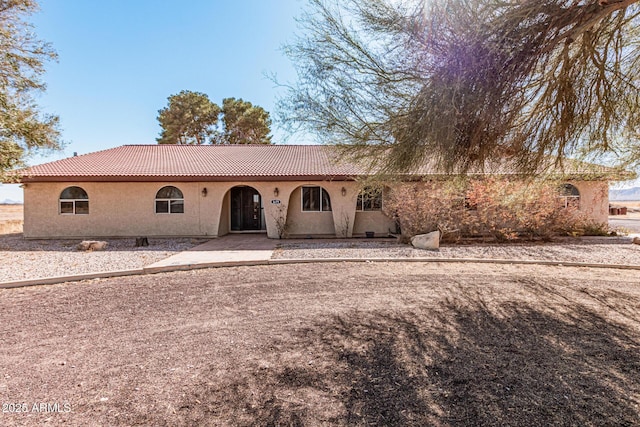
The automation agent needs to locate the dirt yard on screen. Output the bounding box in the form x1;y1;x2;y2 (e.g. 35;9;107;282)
1;262;639;426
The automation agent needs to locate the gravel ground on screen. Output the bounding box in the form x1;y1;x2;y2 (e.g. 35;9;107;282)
0;235;206;282
273;237;640;265
2;234;640;283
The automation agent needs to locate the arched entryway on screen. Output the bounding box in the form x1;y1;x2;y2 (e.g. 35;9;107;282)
284;185;336;237
230;186;264;231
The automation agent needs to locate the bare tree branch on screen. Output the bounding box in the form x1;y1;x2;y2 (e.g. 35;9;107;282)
279;0;640;175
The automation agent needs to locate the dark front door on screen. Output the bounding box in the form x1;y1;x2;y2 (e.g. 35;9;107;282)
230;187;262;231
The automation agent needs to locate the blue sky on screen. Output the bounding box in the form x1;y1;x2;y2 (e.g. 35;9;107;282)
2;0;308;202
1;0;638;202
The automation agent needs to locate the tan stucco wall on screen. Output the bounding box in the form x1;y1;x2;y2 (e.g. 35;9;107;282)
352;186;397;236
285;187;335;236
24;182;216;238
281;183;361;238
218;191;230;236
23;180;368;239
569;180;609;225
353;211;397;236
22;179;609;239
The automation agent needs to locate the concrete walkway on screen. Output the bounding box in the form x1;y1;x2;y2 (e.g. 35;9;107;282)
144;234;278;273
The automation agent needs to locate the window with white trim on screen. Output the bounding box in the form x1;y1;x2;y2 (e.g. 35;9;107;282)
302;186;331;211
560;183;580;208
155;186;184;214
59;186;89;215
357;187;383;211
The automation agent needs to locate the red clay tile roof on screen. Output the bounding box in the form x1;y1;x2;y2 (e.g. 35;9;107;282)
19;145;364;182
16;144;628;182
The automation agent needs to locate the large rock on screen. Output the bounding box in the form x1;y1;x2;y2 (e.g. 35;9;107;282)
411;231;440;250
77;240;109;251
633;237;640;245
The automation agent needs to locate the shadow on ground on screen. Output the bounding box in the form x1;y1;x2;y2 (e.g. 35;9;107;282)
176;285;640;426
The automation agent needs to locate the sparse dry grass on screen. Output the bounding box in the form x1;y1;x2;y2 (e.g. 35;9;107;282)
0;205;23;234
0;204;22;222
611;201;640;208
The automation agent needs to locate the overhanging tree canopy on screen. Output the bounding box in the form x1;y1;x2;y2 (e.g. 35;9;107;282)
0;0;61;177
279;0;640;175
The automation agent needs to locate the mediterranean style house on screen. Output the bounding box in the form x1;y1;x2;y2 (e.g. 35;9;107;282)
16;144;617;239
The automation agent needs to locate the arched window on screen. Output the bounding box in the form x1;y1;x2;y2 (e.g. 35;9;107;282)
560;183;580;208
155;186;184;214
302;186;331;211
357;187;383;211
59;186;89;215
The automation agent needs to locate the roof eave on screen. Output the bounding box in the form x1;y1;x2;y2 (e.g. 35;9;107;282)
19;174;361;183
